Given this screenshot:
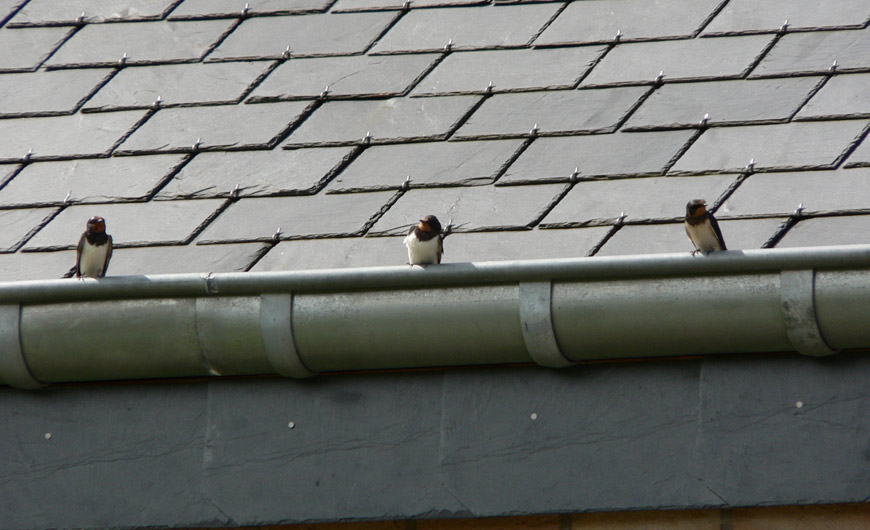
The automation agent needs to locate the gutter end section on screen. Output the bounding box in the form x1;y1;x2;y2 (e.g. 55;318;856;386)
0;305;44;389
519;282;575;368
260;294;315;378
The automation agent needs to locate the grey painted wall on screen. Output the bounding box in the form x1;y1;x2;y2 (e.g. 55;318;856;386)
1;355;869;529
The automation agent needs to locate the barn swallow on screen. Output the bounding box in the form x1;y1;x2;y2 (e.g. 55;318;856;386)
685;199;726;254
75;216;113;278
403;215;443;265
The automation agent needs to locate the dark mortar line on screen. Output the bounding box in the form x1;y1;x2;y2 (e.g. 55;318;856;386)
710;170;752;213
33;25;82;71
357;188;407;235
662;128;705;174
11;205;65;253
310;144;369;194
7;13;190;28
43;57;206;71
168;7;333;21
0;0;29;27
242;240;279;272
409;83;581;98
692;0;731;37
71;68;122;113
107;107;158;154
832;121;870;168
200;17;245;62
610;85;658;132
526;0;571;46
0;162;26;195
144;153;198;200
845;161;870;169
327;177;494;194
490;136;536;184
786;73;832;120
399;51;450;96
81;98;257;114
362;9;408;55
586;221;624;257
760;215;799;249
571;42;615;88
740;32;782;79
441;95;488;141
266;100;323;148
368;43;533;57
235;59;284;102
526;182;574;228
162;0;187;19
183;198;236;244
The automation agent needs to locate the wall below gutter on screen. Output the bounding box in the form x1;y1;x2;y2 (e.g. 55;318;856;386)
2;245;870;389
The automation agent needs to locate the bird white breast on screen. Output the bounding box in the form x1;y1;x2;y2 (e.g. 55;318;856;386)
79;242;110;278
685;221;724;252
404;232;441;265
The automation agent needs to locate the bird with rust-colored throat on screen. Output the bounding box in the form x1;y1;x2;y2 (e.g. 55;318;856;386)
685;199;726;254
75;216;113;278
404;215;443;265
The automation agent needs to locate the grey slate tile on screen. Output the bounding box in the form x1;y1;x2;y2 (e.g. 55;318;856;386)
251;236;403;270
284;96;479;146
410;46;605;96
370;183;566;234
369;3;560;53
535;0;722;46
24;199;226;249
108;243;269;275
8;0;177;26
580;35;774;87
83;62;268;111
796;73;870;120
447;227;611;262
248;54;439;101
0;207;59;251
332;0;485;12
208;12;397;60
0;250;77;280
117;102;311;153
197;191;396;241
595;218;785;256
541;175;737;226
721;168;870;217
0;68;112;116
0;155;186;206
168;0;333;18
0;27;71;71
845;134;870;167
669;120;869;174
776;214;870;247
0;110;146;162
0;0;26;22
328;139;524;191
454;87;647;138
0;163;19;184
625;77;822;130
752;28;870;76
500;130;695;183
156;147;354;199
703;0;870;36
46;19;233;67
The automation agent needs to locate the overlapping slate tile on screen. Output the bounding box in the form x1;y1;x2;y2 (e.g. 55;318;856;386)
669;120;869;174
541;175;736;226
251;236;403;271
703;0;870;36
248;54;438;101
796;74;870;120
845;134;870;167
0;68;112;116
0;27;71;71
328;139;524;191
625;77;822;130
83;62;268;111
197;191;396;242
580;35;774;87
0;0;26;22
410;47;604;96
332;0;485;12
0;155;186;206
369;3;560;53
208;12;397;60
46;19;233;67
454;87;647;138
0;110;146;162
776;214;870;247
8;0;177;26
500;130;695;183
751;28;870;76
0;207;59;251
0;250;77;280
370;184;566;234
108;243;269;275
721;168;870;217
168;0;333;19
448;227;611;261
535;0;721;46
117;101;311;153
156;147;354;199
24;200;225;249
0;163;20;184
595;218;785;256
285;96;479;146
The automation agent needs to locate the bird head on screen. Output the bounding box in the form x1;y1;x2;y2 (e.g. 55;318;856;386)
686;199;707;218
87;216;106;234
418;215;442;234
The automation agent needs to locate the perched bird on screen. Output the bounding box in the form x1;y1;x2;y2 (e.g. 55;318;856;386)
75;216;113;278
404;215;443;265
685;199;726;254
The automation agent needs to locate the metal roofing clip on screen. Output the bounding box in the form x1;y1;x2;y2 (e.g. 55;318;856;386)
485;81;494;95
616;211;627;225
152;95;162;109
22;148;32;162
654;71;664;85
363;131;372;144
780;19;789;33
320;85;329;99
746;158;756;173
282;45;291;60
829;60;838;73
64;190;72;204
242;2;250;16
193;137;202;150
794;203;804;216
699;113;709;127
445;38;454;51
402;175;411;190
570;167;580;182
530;123;539;137
76;11;86;24
118;52;127;66
272;227;283;241
230;183;241;199
614;29;622;42
402;0;410;11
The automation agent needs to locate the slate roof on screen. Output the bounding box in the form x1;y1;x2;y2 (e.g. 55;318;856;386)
0;0;869;280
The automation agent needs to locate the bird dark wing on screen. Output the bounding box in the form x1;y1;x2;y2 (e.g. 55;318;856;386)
709;214;727;251
102;235;113;277
437;236;443;264
75;233;85;277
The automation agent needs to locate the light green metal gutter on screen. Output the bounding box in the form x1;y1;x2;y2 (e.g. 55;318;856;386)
2;244;870;389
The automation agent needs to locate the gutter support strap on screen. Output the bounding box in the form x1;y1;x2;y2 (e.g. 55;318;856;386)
519;282;575;368
780;269;838;357
260;294;315;378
